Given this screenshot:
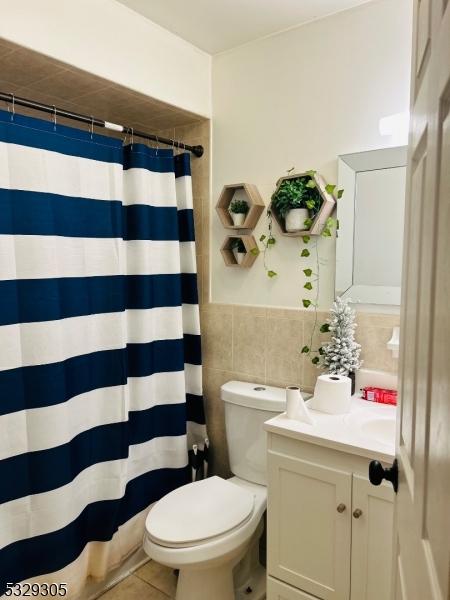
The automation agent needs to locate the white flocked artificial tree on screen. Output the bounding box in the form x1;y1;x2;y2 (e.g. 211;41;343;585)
322;297;362;375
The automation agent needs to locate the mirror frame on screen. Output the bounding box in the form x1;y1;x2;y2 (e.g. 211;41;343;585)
336;146;408;306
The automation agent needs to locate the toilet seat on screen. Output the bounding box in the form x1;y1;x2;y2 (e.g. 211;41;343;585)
146;476;255;548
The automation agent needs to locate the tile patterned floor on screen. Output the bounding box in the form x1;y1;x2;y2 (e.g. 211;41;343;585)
100;560;177;600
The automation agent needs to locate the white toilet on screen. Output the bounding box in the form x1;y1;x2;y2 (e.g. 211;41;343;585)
143;381;286;600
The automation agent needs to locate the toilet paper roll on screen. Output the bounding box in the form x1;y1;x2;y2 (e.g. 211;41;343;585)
310;374;352;415
285;386;315;424
286;386;302;419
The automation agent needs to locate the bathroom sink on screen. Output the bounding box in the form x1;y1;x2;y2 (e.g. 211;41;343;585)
342;410;396;449
359;417;396;447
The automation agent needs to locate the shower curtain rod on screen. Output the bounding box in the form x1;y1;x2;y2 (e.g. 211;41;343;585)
0;91;204;157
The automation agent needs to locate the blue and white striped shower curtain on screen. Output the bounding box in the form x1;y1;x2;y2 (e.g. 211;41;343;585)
0;110;206;595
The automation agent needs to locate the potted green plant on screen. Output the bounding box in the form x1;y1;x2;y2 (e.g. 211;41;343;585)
229;199;249;227
230;237;246;264
271;174;322;232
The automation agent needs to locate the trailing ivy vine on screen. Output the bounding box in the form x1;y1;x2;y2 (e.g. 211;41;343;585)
256;167;344;368
251;208;278;278
300;174;343;366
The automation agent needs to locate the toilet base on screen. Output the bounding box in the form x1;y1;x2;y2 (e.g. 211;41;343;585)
235;563;266;600
175;558;266;600
234;519;266;600
175;519;265;600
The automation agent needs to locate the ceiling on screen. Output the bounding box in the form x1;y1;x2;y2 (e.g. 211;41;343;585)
116;0;373;54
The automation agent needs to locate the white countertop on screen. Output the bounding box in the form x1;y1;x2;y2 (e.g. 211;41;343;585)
264;395;396;463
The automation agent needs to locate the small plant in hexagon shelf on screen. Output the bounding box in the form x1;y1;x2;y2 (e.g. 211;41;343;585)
229;199;249;227
220;235;259;268
270;169;341;236
216;183;265;230
230;237;247;264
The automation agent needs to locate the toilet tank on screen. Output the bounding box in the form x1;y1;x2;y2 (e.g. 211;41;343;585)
221;381;286;485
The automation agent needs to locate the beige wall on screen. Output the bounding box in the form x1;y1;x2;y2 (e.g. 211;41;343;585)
211;0;413;308
202;0;409;474
200;304;399;477
179;119;399;479
171;6;406;477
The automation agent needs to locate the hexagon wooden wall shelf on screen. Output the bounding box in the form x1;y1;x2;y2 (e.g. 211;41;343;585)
216;183;265;230
269;172;336;237
220;235;259;268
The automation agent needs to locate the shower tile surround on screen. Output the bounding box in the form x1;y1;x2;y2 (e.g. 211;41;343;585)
0;39;203;133
1;37;399;481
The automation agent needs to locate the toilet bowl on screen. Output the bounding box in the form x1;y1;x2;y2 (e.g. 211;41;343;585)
144;476;267;600
143;381;286;600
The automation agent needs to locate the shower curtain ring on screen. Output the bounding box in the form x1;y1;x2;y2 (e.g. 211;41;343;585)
52;105;57;131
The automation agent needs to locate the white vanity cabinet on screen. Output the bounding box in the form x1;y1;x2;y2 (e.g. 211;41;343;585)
266;430;394;600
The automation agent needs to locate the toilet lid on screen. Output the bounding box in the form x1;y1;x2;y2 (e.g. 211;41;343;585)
146;476;255;546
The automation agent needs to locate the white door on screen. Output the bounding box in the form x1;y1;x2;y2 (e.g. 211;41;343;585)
351;475;394;600
395;0;450;598
267;453;351;600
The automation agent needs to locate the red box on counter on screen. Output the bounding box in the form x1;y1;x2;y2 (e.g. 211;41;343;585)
361;386;397;405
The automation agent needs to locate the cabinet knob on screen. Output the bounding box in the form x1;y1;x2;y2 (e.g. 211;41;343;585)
353;508;363;519
336;503;346;513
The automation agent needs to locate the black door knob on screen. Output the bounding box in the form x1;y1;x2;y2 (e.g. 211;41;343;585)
369;459;398;493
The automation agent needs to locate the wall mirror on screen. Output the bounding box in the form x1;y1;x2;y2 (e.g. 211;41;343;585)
336;146;407;306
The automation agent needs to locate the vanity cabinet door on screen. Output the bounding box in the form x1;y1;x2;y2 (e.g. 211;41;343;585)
268;576;319;600
350;475;394;600
267;452;352;600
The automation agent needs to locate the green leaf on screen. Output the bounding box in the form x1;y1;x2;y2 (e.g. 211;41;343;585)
301;248;310;257
325;184;336;195
305;170;316;177
267;270;277;278
302;299;312;308
250;247;260;256
311;356;320;365
322;228;332;237
229;199;249;214
259;234;266;242
306;180;316;189
320;323;330;333
267;237;276;245
301;345;310;354
305;200;315;210
304;282;313;290
303;218;313;228
303;268;313;277
337;189;344;199
302;235;310;244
